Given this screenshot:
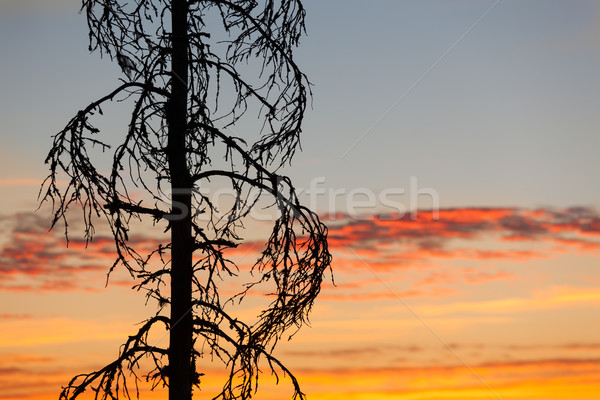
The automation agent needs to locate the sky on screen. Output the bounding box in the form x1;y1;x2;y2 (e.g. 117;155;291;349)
1;0;600;399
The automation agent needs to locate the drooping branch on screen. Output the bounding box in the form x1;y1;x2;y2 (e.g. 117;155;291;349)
191;300;307;400
43;1;331;400
59;316;170;400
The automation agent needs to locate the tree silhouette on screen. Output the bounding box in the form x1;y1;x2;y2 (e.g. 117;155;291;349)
39;1;331;399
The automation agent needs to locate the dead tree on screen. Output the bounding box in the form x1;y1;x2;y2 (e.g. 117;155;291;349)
40;0;331;399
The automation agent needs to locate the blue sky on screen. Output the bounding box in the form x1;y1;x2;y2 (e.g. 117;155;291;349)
295;0;600;210
1;0;599;214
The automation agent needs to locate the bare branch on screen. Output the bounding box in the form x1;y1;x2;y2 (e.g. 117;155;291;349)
43;1;331;400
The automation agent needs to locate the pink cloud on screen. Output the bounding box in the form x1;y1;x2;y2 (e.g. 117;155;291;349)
2;207;598;294
0;212;161;292
326;207;600;268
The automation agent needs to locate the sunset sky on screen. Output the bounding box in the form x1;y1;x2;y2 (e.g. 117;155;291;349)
1;1;600;400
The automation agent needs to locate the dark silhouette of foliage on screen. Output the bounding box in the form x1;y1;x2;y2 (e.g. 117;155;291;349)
39;0;331;399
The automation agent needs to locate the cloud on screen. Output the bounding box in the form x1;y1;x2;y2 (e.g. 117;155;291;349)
328;206;600;250
0;364;79;400
0;211;163;292
285;345;423;359
0;367;24;375
0;314;34;320
316;290;423;302
413;268;514;288
2;207;598;294
326;207;600;271
286;342;600;363
298;207;600;301
296;356;600;375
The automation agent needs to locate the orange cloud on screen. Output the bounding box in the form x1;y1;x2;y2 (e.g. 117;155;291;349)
2;207;598;294
0;212;163;292
327;207;600;252
324;207;599;274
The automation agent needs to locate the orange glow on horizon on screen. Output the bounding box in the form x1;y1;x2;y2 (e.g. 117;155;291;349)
1;207;599;400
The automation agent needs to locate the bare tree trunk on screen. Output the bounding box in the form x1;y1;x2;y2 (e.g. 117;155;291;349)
168;0;193;399
45;1;329;399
